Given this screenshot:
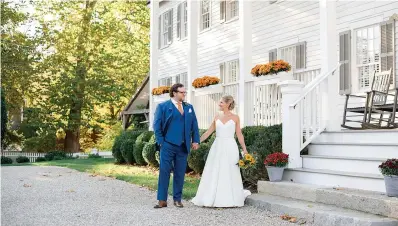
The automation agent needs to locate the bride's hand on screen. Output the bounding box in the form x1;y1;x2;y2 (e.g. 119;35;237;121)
242;150;249;155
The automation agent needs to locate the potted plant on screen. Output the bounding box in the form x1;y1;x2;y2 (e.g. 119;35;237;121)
152;86;170;102
379;158;398;197
264;152;289;182
192;76;223;96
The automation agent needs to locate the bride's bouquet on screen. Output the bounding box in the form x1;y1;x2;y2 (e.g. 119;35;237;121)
237;153;256;169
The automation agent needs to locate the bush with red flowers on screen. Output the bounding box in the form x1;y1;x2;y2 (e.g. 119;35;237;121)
264;152;289;167
379;158;398;176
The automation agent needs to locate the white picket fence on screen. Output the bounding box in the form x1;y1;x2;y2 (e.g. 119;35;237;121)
1;151;114;163
1;152;46;163
194;69;321;129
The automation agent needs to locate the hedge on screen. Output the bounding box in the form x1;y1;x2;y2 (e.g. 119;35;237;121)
133;131;154;165
142;138;159;167
239;124;283;185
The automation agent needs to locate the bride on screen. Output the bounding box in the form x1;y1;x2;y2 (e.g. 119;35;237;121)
191;95;251;207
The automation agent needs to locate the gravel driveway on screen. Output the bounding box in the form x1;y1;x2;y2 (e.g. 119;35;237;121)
1;166;308;226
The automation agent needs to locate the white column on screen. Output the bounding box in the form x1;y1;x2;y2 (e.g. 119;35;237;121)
149;0;159;131
320;0;339;131
279;80;304;168
187;0;199;103
238;0;252;127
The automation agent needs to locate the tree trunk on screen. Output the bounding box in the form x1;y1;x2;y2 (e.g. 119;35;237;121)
64;0;96;153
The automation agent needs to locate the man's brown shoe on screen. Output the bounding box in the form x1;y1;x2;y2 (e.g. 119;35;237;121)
154;200;167;209
174;201;184;208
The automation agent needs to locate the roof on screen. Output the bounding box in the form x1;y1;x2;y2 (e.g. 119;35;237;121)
120;74;150;117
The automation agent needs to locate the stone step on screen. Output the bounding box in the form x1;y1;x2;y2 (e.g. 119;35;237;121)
257;181;398;219
301;155;385;175
283;168;385;192
246;194;398;226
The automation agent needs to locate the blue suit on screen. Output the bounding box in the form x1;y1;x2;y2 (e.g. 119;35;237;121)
153;100;200;202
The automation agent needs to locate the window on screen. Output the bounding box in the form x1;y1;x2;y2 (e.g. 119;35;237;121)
177;2;188;40
220;0;238;22
355;24;380;89
158;77;173;87
340;20;394;93
269;49;277;62
277;42;306;70
200;0;211;31
220;59;239;84
175;72;188;87
158;9;173;49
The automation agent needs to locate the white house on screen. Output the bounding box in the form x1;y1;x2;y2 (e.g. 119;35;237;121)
147;0;398;194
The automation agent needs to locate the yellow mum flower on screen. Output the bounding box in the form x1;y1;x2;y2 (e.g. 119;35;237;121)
238;160;245;167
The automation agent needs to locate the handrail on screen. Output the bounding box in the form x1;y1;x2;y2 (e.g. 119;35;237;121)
290;63;341;108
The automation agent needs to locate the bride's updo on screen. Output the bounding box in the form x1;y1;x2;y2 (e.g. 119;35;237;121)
222;95;235;110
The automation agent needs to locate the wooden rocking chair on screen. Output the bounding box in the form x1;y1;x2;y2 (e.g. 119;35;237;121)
341;68;396;129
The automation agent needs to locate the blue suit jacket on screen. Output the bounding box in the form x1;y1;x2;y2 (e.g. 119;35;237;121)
153;100;200;152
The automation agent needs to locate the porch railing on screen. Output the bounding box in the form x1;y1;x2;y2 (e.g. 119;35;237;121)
290;64;340;149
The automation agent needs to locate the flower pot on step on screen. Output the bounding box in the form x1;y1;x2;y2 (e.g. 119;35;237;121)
265;166;285;182
384;175;398;197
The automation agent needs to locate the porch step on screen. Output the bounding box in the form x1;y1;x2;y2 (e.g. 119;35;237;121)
283;168;385;192
313;130;398;145
308;143;398;159
301;155;385;175
246;194;398;226
257;181;398;219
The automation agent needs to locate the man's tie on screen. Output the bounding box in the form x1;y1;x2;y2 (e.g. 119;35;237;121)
177;102;184;115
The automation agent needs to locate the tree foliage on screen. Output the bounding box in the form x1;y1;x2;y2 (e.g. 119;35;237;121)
31;0;150;152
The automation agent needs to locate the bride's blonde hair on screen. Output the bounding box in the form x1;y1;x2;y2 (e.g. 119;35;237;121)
222;95;235;110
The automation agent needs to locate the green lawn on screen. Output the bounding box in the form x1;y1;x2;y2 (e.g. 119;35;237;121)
27;158;200;199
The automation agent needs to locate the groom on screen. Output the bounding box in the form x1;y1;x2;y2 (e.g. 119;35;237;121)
153;83;200;208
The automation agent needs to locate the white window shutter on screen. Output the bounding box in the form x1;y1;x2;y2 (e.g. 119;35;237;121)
220;63;225;84
158;16;161;49
269;49;277;62
295;42;306;70
220;0;226;21
380;20;395;85
339;30;351;95
168;9;173;44
177;4;181;40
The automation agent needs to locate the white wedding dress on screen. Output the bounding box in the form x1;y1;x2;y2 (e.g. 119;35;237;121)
191;119;251;207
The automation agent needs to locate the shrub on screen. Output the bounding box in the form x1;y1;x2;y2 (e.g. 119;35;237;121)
22;132;57;153
112;132;126;164
45;150;68;161
155;150;160;164
188;143;210;174
379;159;398;176
53;156;63;161
143;140;159;167
35;157;47;162
239;124;282;185
1;156;12;164
16;156;30;163
134;132;154;165
120;139;135;164
88;153;102;159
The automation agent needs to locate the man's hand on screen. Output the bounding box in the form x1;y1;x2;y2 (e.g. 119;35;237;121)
191;143;200;150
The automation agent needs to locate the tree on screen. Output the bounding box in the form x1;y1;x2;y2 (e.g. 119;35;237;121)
1;1;37;113
1;88;8;149
34;0;149;152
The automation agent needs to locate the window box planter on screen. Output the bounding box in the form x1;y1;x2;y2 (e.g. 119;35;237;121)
193;84;223;96
153;93;169;103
